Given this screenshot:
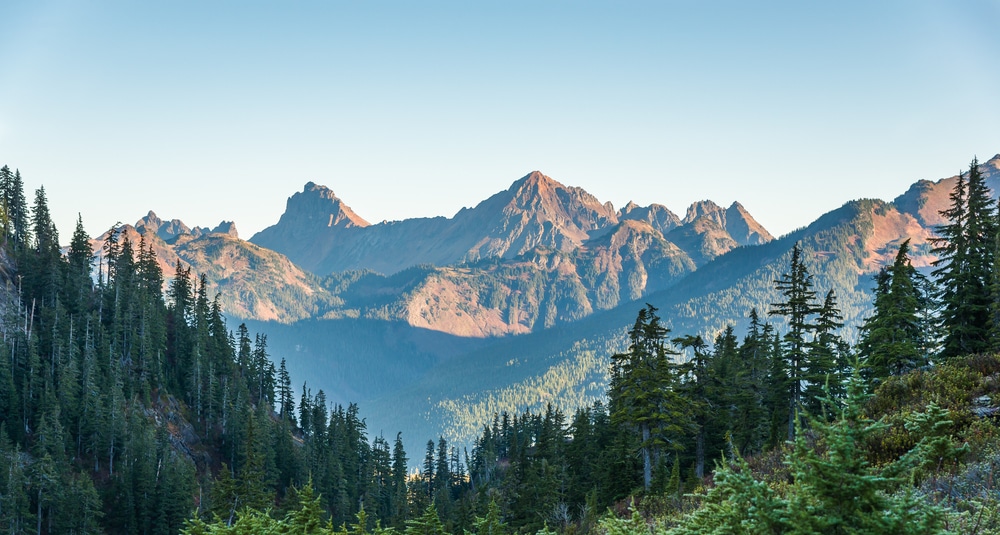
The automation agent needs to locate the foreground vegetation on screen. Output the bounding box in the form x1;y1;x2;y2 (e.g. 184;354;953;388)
0;158;999;534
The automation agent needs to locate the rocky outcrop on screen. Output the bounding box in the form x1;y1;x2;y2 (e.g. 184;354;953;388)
893;154;1000;228
250;171;773;276
618;201;682;235
92;215;329;324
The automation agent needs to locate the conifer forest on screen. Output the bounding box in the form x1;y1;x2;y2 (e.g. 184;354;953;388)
1;159;999;534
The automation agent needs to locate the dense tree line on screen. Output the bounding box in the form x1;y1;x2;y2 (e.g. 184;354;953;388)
1;156;997;534
399;158;998;533
0;166;421;534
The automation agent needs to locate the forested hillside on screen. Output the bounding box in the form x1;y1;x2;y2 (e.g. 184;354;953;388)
360;197;941;447
3;157;1000;535
184;156;1000;534
258;159;999;449
0;165;419;534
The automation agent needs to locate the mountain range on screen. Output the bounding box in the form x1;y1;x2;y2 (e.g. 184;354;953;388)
95;155;1000;447
250;172;773;276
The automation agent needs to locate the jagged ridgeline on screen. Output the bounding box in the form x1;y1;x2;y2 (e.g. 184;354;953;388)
0;167;412;533
2;156;1000;534
253;160;999;448
97;160;997;449
186;157;1000;534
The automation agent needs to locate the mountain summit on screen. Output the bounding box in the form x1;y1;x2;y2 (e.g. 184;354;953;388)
249;172;772;276
251;182;371;271
453;171;620;262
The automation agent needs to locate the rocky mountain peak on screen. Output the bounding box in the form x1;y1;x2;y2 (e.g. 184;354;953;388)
286;182;370;230
893;155;1000;228
507;171;565;208
985;154;1000;171
725;202;774;245
519;171;613;214
135;211;198;242
249;182;372;273
618;202;682;235
211;221;239;238
620;201;641;215
683;200;726;226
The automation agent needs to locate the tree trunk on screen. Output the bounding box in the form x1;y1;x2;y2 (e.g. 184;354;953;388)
641;424;652;490
695;425;705;479
788;393;796;442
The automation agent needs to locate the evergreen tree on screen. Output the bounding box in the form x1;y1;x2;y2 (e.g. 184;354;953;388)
769;243;820;440
473;499;507;535
277;357;295;422
422;439;435;500
674;334;711;480
609;304;689;491
25;186;63;318
733;309;772;455
64;214;94;317
859;239;931;380
669;375;949;535
1;167;30;252
805;289;848;408
390;432;409;526
405;502;446;535
932;157;996;358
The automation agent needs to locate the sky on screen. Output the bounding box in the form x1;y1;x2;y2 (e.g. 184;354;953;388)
1;1;999;243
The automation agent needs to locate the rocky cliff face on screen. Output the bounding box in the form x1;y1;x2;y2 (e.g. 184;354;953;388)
454;171;620;261
93;156;1000;338
92;213;329;323
250;182;371;273
618;201;682;235
679;200;774;247
394;218;697;336
250;171;773;276
893;154;1000;228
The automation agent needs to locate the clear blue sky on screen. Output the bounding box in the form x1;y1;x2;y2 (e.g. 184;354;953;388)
1;1;998;242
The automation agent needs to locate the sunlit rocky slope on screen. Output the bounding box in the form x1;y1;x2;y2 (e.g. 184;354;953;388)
98;156;1000;446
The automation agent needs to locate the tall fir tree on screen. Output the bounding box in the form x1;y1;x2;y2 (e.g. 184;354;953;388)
1;167;30;252
805;289;848;408
609;304;689;491
769;243;820;440
859;239;932;379
932;157;997;358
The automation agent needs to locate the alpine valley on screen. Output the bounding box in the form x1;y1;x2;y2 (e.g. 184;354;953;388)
92;156;1000;447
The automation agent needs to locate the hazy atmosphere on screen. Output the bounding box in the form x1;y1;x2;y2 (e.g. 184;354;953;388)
2;1;998;241
5;3;1000;533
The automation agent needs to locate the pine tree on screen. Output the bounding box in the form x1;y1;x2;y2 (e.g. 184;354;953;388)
25;186;63;316
390;433;409;526
1;167;30;252
609;304;689;491
733;309;772;455
932;157;997;358
473;498;507;535
859;240;931;380
669;374;949;535
422;439;435;500
277;358;295;422
64;214;94;317
769;243;820;440
405;502;446;535
674;334;712;480
805;289;847;409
